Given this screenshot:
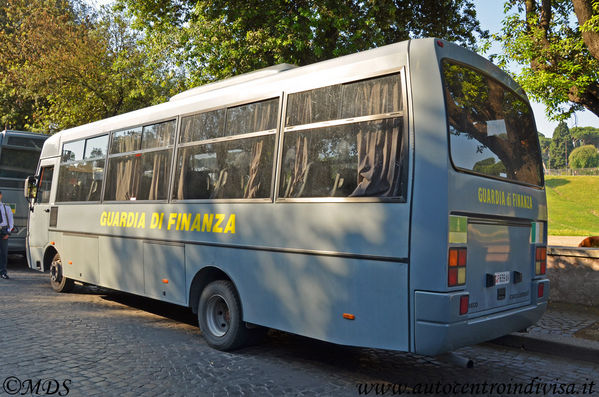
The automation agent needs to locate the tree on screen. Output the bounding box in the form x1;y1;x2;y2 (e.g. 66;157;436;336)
569;144;599;168
571;126;599;148
494;0;599;120
473;157;507;176
538;132;551;167
0;0;184;132
549;121;574;168
117;0;487;86
0;2;37;130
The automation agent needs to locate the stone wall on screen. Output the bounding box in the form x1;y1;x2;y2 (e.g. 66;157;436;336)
547;248;599;306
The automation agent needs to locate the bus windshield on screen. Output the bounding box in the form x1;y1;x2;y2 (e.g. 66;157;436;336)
443;61;544;187
0;147;41;179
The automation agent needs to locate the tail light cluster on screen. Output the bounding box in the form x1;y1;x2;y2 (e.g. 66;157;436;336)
535;246;547;275
448;247;467;287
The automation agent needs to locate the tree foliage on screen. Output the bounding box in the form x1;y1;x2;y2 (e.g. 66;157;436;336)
549;121;574;168
538;132;551;166
0;2;37;130
571;126;599;148
117;0;487;86
493;0;599;120
568;144;599;168
0;0;183;132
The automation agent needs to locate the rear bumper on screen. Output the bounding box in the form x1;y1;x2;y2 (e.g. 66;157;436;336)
414;279;549;355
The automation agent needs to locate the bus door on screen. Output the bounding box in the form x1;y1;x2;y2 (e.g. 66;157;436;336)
27;158;58;271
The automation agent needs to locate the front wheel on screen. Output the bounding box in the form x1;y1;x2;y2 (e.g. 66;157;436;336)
49;252;74;293
198;280;249;351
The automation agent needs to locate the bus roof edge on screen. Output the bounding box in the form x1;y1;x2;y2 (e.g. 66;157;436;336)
169;63;298;102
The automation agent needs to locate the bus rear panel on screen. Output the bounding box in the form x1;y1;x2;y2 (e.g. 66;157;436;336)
411;41;548;355
0;130;47;253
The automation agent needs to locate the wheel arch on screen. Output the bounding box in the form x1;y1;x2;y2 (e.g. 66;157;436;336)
189;266;237;314
43;245;58;272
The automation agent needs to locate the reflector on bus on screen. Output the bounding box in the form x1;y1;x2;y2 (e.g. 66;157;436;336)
459;295;469;315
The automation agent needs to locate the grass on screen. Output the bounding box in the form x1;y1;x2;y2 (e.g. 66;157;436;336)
545;175;599;236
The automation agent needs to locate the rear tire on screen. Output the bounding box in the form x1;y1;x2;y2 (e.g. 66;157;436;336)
198;280;249;351
49;252;74;293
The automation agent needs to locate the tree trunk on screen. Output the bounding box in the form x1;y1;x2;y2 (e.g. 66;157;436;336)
568;82;599;118
572;0;599;61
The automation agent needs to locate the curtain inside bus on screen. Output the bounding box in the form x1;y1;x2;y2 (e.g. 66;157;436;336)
173;99;277;200
282;73;404;198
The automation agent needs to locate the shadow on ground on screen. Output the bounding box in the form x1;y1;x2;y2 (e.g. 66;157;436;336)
7;254;28;269
545;178;570;188
101;291;198;326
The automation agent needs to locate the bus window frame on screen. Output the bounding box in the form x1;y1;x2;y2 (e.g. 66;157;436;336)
102;117;178;204
440;58;545;190
56;132;110;205
274;67;410;203
171;95;282;204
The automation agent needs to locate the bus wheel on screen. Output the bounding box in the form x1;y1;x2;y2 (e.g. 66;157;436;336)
49;252;74;293
198;280;249;351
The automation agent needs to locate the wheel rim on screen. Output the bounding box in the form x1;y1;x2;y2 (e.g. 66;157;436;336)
205;294;230;337
50;258;62;284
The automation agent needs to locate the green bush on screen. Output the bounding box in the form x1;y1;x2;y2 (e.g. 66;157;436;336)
568;145;599;169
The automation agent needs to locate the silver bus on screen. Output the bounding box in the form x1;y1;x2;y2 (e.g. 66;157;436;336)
0;130;47;253
25;38;549;355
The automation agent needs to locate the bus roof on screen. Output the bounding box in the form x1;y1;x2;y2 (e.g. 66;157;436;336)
1;130;49;148
169;63;299;101
40;38;525;159
1;129;49;138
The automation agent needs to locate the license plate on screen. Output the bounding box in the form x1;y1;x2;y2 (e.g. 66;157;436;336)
494;271;510;286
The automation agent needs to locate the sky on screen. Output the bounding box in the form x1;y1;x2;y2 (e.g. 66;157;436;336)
87;0;599;137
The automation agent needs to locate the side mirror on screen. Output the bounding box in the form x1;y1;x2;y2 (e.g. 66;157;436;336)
24;176;38;201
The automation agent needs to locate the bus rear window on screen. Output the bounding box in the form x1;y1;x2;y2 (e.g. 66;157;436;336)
443;61;543;187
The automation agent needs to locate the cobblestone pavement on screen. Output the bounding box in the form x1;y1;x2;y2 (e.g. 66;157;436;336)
528;303;599;337
1;257;598;397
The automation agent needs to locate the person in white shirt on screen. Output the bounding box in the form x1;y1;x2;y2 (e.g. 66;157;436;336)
0;191;14;279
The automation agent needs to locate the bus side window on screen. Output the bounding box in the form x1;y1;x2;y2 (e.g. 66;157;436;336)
173;135;275;200
105;120;175;202
56;135;108;203
286;85;342;126
38;166;54;204
281;73;405;200
173;98;278;201
280;118;403;199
